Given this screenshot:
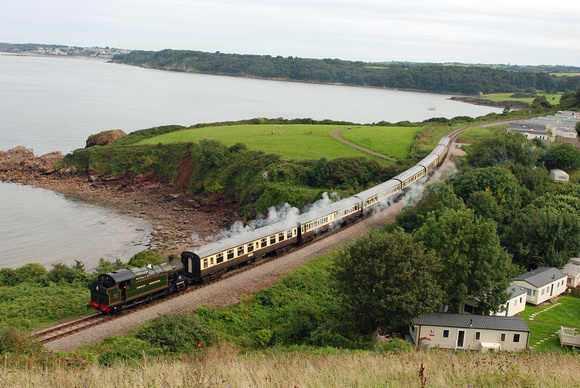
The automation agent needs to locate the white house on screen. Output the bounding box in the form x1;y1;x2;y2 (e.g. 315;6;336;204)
562;258;580;289
513;267;568;305
409;313;530;352
459;283;527;317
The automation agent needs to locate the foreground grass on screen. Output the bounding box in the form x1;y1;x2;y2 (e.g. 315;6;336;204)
2;346;577;387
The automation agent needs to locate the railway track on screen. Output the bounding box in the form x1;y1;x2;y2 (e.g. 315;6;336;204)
38;122;482;345
34;312;109;344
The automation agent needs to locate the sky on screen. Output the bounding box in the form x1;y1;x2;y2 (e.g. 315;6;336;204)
2;0;579;66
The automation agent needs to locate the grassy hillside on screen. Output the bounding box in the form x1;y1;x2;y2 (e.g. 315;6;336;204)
136;124;410;164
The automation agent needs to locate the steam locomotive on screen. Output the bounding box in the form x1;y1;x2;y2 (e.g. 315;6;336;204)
89;137;451;313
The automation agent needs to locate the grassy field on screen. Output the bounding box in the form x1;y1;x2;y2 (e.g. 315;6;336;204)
457;124;505;142
479;93;561;105
551;73;580;77
339;126;422;159
135;124;422;164
2;346;577;387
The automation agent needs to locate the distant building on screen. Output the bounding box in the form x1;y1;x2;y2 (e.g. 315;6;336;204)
507;122;550;140
513;267;568;305
550;169;569;183
562;258;580;289
459;283;527;317
409;313;530;352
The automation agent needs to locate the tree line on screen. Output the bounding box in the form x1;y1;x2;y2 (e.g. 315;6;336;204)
111;49;580;94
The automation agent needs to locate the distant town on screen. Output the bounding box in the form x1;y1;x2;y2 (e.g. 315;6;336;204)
0;43;130;60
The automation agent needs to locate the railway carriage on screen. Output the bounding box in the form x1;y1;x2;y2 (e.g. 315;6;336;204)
355;179;401;215
392;165;426;189
181;220;299;282
417;154;439;175
88;260;185;313
297;196;362;242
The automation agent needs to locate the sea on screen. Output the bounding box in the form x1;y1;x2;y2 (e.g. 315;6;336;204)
0;54;503;269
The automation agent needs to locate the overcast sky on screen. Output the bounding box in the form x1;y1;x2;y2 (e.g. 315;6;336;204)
2;0;579;66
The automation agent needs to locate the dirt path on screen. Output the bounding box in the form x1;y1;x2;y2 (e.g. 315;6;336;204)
331;127;397;161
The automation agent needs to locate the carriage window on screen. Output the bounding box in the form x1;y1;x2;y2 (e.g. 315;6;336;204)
227;249;234;260
216;254;223;264
203;259;208;269
247;243;254;252
278;232;284;241
287;229;293;238
301;225;305;233
270;235;276;244
237;246;244;256
210;257;214;266
323;217;328;223
261;238;267;248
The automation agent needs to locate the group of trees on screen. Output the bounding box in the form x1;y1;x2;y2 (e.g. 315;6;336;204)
333;129;580;333
112;49;580;94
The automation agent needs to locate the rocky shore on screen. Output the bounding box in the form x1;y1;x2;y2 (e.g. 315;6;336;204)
0;146;241;257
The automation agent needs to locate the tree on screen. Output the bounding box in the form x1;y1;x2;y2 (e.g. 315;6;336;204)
453;166;522;221
503;203;580;269
543;143;580;170
576;122;580;137
396;182;464;233
466;132;542;168
414;208;515;314
332;230;441;332
531;95;552;111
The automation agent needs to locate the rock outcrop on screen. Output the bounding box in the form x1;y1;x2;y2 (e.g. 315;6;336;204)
85;129;127;148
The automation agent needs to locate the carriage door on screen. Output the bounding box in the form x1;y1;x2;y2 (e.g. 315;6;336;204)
457;330;465;348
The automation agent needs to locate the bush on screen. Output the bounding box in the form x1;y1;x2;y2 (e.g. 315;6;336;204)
0;328;42;355
16;263;47;283
127;250;166;268
135;313;217;354
374;337;413;355
97;336;163;366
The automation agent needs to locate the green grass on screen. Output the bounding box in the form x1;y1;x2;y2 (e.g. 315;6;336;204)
518;296;580;351
530;296;580;328
339;126;422;159
136;124;393;165
526;321;561;350
479;93;561;105
458;124;505;142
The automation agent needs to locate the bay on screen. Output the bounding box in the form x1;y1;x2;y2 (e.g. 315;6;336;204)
0;54;503;269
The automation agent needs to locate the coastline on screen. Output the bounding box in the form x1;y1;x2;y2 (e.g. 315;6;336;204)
0;146;241;259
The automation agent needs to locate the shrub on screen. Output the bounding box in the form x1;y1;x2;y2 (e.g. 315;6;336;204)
97;336;163;366
0;328;42;355
127;250;166;268
135;313;217;354
15;263;47;283
374;337;413;354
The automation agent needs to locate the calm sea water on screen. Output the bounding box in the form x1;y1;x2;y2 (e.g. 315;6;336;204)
0;54;502;269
